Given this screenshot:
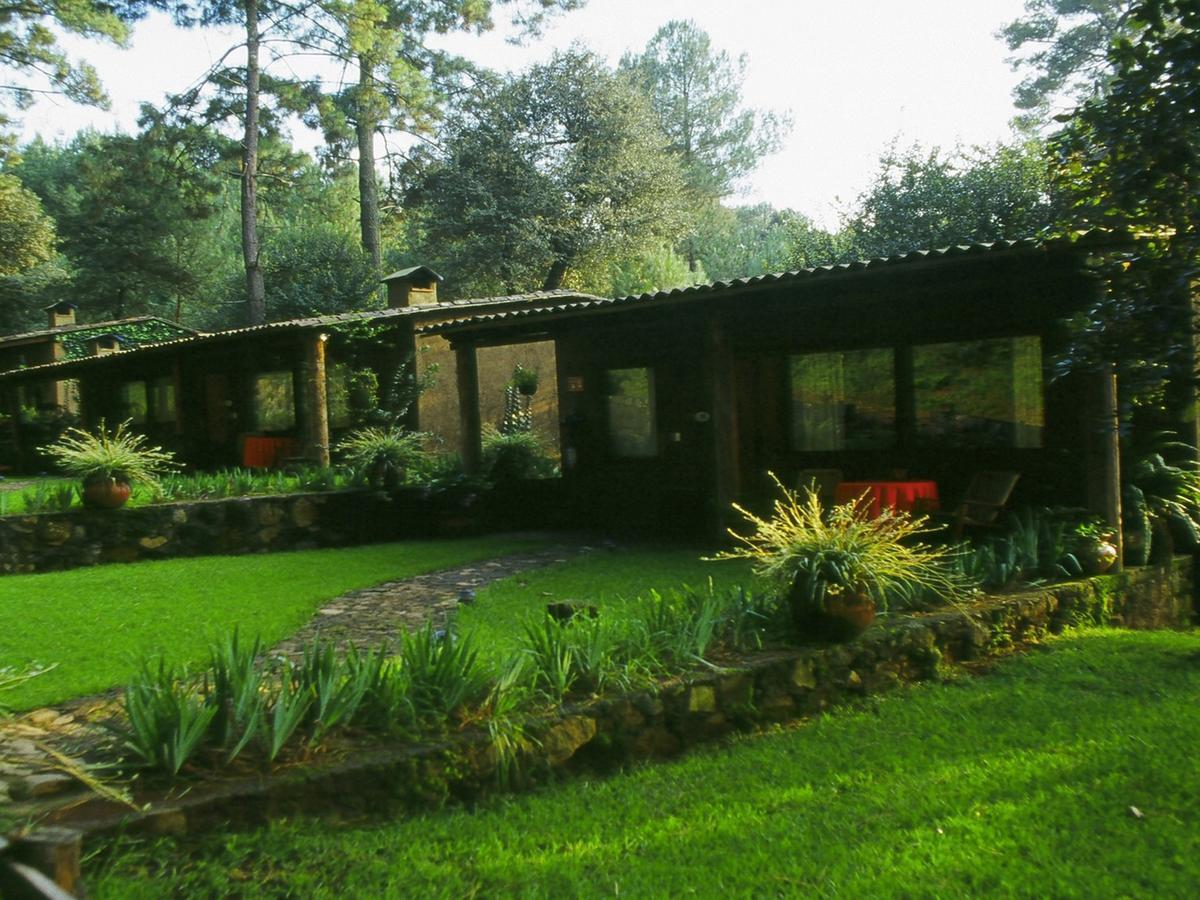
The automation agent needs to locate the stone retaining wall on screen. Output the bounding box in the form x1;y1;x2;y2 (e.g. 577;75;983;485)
49;558;1192;843
0;491;400;574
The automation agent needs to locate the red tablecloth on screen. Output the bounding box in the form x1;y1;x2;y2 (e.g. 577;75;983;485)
242;436;298;469
833;480;940;518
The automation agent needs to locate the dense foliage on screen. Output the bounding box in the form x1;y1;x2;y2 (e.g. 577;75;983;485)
1050;0;1200;408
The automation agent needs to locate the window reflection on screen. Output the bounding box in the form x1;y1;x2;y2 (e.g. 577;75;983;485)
607;367;656;457
790;349;895;451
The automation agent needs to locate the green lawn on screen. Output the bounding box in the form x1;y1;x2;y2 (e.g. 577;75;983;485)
88;629;1200;898
0;537;545;710
457;546;752;663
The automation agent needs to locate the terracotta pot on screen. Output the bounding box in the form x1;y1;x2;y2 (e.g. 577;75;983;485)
825;591;878;634
81;476;132;510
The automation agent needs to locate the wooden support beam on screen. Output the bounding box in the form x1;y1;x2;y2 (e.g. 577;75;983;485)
706;316;739;540
456;343;482;475
302;333;331;467
1086;366;1123;571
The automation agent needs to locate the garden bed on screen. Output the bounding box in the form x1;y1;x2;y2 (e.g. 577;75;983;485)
14;559;1191;852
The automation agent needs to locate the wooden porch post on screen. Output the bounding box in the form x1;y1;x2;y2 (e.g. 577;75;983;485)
706;315;739;540
302;333;331;467
456;342;482;475
1086;366;1123;571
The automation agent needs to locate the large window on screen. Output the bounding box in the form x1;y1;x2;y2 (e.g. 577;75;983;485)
150;376;176;423
606;367;656;457
253;371;296;432
913;336;1043;448
118;381;148;424
326;363;353;429
790;349;895;451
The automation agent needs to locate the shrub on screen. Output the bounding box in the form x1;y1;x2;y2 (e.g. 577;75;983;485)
481;427;557;483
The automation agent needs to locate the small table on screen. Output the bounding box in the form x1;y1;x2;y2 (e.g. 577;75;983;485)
833;480;940;518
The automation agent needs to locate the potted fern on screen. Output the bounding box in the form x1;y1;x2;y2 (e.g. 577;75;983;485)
44;420;177;509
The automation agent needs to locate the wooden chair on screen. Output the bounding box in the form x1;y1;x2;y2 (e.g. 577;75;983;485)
952;471;1021;539
796;468;843;509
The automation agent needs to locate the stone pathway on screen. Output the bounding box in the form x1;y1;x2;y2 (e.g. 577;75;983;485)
0;540;594;819
271;542;592;657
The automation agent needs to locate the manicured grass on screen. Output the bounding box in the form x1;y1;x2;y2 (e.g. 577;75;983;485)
0;537;545;710
89;629;1200;898
455;546;752;662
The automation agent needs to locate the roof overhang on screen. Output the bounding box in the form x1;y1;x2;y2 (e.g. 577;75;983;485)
423;232;1123;348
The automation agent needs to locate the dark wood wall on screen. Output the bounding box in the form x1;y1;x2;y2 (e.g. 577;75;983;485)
546;252;1101;535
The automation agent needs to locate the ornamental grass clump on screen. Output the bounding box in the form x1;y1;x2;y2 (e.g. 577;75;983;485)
714;474;974;635
336;426;429;490
44;419;177;488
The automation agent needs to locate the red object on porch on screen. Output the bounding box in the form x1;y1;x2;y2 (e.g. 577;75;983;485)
242;436;298;469
834;480;940;518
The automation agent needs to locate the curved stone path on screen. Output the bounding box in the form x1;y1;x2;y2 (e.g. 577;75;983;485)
0;540;594;816
271;542;592;658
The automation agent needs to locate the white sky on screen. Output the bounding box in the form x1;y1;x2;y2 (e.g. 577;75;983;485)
19;0;1031;228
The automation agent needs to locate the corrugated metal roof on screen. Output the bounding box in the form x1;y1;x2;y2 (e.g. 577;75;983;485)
0;290;602;381
421;233;1115;338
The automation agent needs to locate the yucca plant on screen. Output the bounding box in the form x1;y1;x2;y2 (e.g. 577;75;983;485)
715;474;974;638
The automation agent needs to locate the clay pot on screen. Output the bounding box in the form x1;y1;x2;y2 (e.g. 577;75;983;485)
81;476;132;510
825;590;878;634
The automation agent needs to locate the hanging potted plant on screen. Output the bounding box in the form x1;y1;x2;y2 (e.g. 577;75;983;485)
714;475;973;642
511;364;540;397
44;420;177;509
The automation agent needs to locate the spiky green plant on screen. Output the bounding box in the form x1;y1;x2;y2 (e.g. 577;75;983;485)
43;419;177;487
336;427;429;489
714;474;974;614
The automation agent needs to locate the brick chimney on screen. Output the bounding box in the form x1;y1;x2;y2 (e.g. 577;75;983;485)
88;334;124;356
43;301;77;329
381;266;443;308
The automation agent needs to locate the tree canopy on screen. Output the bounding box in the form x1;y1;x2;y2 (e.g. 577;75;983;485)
620;20;788;202
0;172;56;276
840;140;1058;259
1050;0;1200;406
999;0;1132;126
409;50;689;294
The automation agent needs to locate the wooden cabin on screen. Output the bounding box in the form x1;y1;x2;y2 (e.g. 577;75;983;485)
427;236;1130;538
0;274;596;471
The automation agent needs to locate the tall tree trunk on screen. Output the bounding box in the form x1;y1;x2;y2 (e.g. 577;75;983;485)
542;258;568;291
356;53;382;279
242;0;266;326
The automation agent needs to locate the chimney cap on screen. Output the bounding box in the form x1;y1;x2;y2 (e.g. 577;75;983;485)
41;301;78;313
381;266;443;285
